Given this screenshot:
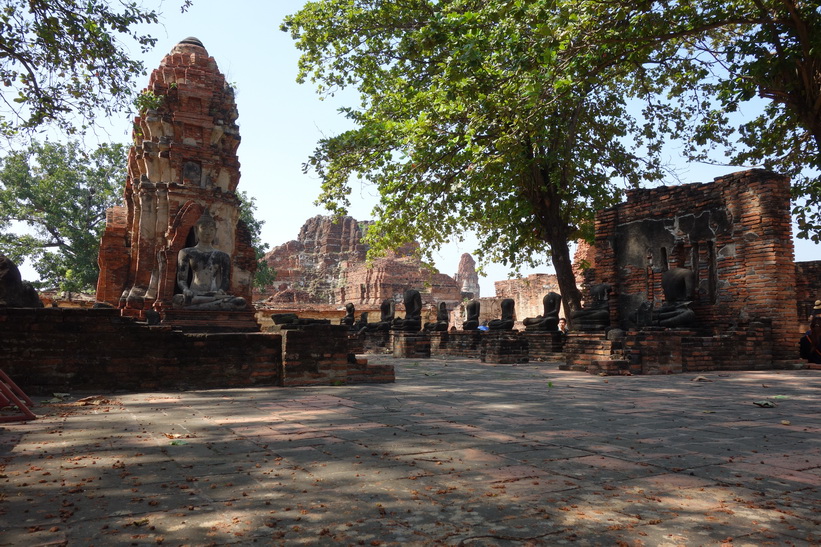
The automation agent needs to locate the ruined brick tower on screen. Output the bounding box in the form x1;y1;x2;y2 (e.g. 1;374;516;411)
454;253;480;299
96;38;256;318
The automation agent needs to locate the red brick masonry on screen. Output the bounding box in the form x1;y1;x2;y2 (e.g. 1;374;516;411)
1;309;393;393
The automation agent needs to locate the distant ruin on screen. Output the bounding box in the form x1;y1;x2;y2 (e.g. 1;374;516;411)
254;215;475;326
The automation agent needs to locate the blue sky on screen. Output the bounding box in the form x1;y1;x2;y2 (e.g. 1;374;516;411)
77;0;819;295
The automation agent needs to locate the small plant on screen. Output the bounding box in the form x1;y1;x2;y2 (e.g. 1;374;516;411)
133;90;164;113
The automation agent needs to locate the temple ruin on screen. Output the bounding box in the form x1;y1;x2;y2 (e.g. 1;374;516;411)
96;37;256;324
2;39;395;393
566;169;820;373
3;38;821;393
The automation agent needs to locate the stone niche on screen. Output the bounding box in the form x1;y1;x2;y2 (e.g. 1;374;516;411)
96;37;256;319
583;169;799;368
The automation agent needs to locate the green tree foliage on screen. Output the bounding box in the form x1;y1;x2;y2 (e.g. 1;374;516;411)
0;143;273;294
0;0;193;139
0;140;125;291
237;190;276;290
283;1;668;312
545;0;821;240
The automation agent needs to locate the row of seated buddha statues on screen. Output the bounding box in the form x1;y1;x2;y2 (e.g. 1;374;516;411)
341;267;698;336
347;289;428;334
475;268;696;335
573;267;697;331
461;298;517;331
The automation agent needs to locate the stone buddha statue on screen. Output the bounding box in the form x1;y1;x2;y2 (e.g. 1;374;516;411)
462;299;481;330
363;299;394;332
340;302;356;328
393;289;423;332
570;283;611;330
424;302;449;332
172;210;246;310
523;292;561;331
655;267;696;327
488;298;515;330
630;268;697;328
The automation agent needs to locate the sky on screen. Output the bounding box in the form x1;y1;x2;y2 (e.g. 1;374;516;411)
27;0;821;295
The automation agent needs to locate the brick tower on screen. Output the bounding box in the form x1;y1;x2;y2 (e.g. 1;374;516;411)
96;37;256;321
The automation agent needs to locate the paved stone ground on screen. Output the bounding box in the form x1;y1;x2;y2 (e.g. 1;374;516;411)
2;357;820;546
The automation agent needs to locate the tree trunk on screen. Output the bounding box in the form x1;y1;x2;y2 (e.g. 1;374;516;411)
521;141;584;320
548;236;582;320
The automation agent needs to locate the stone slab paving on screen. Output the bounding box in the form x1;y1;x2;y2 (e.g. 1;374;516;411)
2;357;820;546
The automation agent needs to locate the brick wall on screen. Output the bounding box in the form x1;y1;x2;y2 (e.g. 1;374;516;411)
1;308;281;394
280;325;393;386
590;170;798;362
1;309;395;393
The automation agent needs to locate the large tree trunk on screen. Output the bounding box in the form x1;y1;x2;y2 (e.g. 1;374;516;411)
521;139;584;320
548;236;582;319
526;170;583;319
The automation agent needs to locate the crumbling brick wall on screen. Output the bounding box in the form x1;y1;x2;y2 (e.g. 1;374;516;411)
1;309;394;393
1;308;281;394
589;169;797;362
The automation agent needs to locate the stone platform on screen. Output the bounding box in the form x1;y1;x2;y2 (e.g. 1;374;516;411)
160;308;261;332
522;330;566;362
481;330;529;364
1;308;394;392
392;331;431;359
429;330;483;359
562;322;785;375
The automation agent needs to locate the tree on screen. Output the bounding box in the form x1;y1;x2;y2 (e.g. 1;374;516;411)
283;1;667;313
0;141;274;293
237;190;276;290
552;0;821;241
0;140;125;291
0;0;192;139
